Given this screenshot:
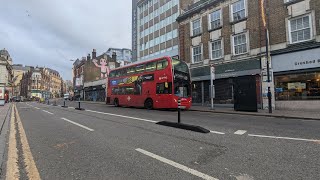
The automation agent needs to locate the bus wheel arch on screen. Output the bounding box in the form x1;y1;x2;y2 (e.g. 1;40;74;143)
114;98;119;107
144;98;153;110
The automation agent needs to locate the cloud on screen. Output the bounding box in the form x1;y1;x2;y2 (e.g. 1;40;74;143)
0;0;132;80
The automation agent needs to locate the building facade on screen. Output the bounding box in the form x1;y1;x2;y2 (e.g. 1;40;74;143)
12;64;31;97
132;0;193;62
177;0;320;111
73;49;119;102
269;0;320;111
0;48;13;104
105;48;132;66
177;0;270;109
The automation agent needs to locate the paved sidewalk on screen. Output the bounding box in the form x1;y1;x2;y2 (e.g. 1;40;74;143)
190;105;320;120
0;103;11;133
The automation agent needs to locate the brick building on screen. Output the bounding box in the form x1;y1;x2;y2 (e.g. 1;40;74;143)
269;0;320;111
73;49;119;102
177;0;320;111
177;0;267;108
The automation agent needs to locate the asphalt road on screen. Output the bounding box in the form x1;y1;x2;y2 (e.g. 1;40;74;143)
2;101;320;180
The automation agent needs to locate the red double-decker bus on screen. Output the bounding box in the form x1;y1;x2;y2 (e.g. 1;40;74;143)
106;56;192;109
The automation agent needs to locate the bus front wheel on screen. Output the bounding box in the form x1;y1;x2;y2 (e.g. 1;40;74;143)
144;99;153;110
114;98;119;107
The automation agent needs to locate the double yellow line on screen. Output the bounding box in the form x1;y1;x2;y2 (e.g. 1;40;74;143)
6;104;41;180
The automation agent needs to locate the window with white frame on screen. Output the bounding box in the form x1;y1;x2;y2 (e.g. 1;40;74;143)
232;0;246;22
209;10;221;30
289;15;312;44
192;45;202;63
211;40;223;59
192;19;201;36
233;33;247;55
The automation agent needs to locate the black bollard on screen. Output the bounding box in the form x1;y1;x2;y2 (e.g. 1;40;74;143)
75;101;84;110
178;98;181;123
62;100;68;108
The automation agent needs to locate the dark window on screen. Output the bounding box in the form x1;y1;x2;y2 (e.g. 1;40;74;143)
156;82;172;94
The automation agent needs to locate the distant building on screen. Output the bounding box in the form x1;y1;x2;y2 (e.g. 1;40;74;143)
72;49;119;102
12;64;31;97
0;48;13;104
131;0;193;62
105;48;132;66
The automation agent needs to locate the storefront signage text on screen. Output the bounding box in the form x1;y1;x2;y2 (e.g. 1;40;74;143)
294;59;320;66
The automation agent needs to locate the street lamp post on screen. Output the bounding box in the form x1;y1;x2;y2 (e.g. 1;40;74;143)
261;0;272;113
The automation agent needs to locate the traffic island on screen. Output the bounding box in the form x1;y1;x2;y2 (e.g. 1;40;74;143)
156;121;210;134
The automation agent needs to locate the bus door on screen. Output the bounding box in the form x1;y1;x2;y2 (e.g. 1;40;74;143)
155;82;172;108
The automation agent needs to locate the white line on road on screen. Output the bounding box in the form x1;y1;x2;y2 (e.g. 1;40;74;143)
85;109;158;123
136;148;218;180
61;118;94;131
209;130;225;135
234;130;247;135
42;110;53;115
248;134;320;142
34;107;40;110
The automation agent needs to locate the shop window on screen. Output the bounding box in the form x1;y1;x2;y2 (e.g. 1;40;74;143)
156;82;172;94
275;71;320;100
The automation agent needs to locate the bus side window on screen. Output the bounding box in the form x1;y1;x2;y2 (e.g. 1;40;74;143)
156;82;172;94
157;59;168;70
145;61;156;72
136;64;145;73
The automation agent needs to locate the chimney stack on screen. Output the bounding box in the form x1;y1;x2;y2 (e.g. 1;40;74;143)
87;53;91;61
92;49;97;59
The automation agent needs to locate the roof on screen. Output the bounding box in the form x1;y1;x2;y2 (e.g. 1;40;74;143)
12;65;31;71
271;41;320;56
0;48;10;57
177;0;221;22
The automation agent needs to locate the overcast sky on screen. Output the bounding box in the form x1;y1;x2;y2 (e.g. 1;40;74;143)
0;0;132;80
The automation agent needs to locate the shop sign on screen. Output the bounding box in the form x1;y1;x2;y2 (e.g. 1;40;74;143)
273;48;320;72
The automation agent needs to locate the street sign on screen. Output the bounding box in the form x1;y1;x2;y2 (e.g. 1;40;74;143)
210;65;215;80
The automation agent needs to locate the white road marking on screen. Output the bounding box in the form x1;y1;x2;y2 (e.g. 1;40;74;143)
68;107;75;109
42;110;53;115
248;134;319;142
136;148;218;180
85;109;158;123
209;130;225;135
61;118;94;131
34;107;40;110
234;130;247;135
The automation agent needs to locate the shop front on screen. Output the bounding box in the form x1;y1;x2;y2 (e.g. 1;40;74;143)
84;79;107;102
190;58;261;107
272;47;320;111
